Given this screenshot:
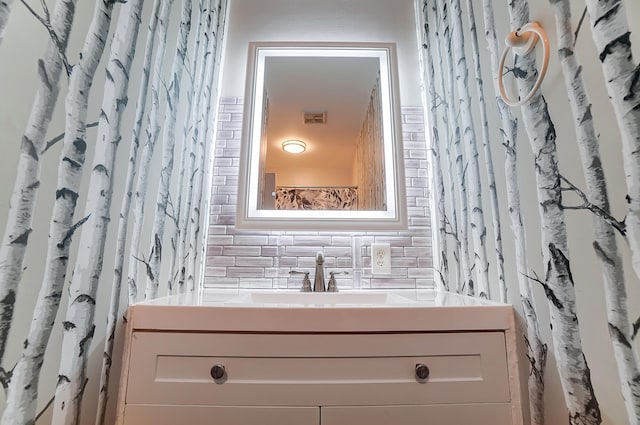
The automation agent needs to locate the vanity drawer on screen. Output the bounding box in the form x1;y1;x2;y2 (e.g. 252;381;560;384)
125;332;510;406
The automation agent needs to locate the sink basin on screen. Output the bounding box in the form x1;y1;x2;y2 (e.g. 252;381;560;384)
226;291;415;306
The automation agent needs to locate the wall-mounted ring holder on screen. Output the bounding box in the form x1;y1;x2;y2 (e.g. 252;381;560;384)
498;22;550;107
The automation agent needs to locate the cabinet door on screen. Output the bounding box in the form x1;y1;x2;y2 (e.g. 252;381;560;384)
123;405;319;425
321;404;512;425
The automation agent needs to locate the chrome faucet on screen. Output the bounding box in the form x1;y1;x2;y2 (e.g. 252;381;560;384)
314;252;325;292
290;271;312;292
290;252;348;292
327;271;349;292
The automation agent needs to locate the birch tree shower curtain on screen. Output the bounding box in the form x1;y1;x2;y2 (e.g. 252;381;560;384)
418;0;640;423
1;0;640;424
0;1;227;423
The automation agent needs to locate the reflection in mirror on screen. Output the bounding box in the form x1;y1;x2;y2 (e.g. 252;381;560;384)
264;56;384;211
237;43;406;230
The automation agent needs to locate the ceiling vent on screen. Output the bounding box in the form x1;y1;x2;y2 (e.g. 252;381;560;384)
303;111;327;124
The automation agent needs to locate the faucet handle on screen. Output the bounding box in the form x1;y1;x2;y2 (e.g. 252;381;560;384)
327;271;349;292
290;271;312;292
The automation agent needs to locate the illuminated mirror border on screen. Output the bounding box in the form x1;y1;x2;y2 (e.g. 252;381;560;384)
236;42;407;231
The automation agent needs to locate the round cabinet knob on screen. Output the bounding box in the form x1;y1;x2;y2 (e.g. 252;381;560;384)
415;363;430;381
210;364;226;381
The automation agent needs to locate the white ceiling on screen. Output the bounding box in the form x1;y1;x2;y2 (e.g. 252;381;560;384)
264;56;380;172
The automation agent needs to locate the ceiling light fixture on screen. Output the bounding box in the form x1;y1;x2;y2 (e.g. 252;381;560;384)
282;139;306;154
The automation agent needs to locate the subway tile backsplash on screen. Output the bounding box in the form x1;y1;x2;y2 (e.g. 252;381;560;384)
204;98;433;290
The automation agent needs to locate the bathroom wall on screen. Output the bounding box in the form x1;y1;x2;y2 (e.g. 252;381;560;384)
206;99;431;289
354;75;385;210
273;167;353;187
220;0;421;104
0;1;227;423
419;0;640;424
205;0;433;290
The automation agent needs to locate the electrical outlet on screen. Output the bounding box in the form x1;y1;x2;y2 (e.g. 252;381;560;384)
371;243;391;274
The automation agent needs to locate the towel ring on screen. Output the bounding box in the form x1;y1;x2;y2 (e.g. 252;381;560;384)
498;22;550;107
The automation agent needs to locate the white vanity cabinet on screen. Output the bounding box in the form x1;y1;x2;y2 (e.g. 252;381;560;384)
122;405;319;424
114;291;527;425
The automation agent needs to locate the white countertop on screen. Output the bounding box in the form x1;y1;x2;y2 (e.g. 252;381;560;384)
127;289;516;333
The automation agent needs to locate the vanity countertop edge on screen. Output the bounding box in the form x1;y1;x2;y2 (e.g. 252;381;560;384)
125;290;517;333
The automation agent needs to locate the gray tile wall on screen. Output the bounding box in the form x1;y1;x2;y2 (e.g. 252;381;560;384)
205;97;433;290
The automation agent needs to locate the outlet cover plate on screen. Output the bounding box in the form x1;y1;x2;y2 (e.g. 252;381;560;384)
371;243;391;274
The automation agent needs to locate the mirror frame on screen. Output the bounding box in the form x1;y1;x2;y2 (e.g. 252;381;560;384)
236;42;407;231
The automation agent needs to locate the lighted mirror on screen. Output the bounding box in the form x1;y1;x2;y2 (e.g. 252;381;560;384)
236;42;406;230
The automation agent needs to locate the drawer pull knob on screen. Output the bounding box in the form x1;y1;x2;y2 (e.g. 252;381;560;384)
415;363;430;381
210;364;226;381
